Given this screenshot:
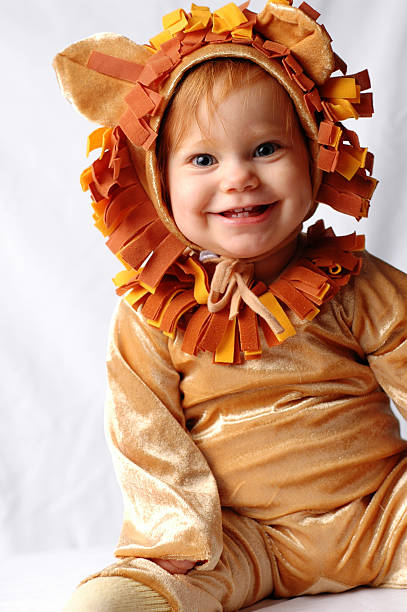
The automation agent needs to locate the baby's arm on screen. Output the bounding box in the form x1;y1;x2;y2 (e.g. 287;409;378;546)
105;299;222;571
349;253;407;414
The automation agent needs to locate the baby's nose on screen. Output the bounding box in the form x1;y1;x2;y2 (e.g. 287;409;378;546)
219;162;259;193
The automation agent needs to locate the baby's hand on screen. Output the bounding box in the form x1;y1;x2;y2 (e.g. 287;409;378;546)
150;558;197;574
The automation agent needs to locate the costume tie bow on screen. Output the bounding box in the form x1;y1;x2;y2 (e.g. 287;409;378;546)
201;253;285;337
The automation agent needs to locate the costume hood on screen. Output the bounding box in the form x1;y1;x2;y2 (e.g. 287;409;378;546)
53;0;378;364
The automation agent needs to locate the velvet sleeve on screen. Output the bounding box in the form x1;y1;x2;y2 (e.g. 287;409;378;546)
349;252;407;418
105;299;223;570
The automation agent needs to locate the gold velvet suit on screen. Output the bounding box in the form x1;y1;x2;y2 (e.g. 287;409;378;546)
87;250;407;609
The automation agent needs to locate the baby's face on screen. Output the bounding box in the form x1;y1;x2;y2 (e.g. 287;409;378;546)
167;77;312;260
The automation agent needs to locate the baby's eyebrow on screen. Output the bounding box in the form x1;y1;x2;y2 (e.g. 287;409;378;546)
176;138;217;152
247;123;288;137
191;135;218;146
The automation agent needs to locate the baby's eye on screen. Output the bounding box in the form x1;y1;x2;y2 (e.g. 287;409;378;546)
191;154;216;167
254;142;279;157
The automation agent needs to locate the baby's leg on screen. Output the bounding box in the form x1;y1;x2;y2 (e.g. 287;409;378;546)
371;455;407;589
262;454;407;596
63;576;171;611
63;509;274;612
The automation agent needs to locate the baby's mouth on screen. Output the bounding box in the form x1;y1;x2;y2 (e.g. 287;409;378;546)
220;205;269;218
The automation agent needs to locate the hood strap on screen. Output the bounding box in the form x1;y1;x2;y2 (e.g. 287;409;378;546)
205;255;284;336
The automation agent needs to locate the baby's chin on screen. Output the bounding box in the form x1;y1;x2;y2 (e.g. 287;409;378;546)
192;236;274;260
214;246;272;261
210;239;289;261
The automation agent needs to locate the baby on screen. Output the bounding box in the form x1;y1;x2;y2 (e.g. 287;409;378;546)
54;2;407;611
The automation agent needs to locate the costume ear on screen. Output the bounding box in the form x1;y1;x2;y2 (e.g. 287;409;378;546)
53;33;152;126
256;3;335;85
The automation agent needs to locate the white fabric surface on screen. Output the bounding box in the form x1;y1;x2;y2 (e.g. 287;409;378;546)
0;549;406;612
1;0;407;596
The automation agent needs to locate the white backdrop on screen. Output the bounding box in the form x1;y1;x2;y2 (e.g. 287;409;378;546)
1;0;406;558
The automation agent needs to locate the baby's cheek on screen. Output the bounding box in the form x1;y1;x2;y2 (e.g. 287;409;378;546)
168;188;186;222
171;206;195;238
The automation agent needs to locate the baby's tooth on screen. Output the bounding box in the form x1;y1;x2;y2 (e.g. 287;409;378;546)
229;208;255;218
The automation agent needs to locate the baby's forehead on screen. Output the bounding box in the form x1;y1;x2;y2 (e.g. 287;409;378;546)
180;76;299;141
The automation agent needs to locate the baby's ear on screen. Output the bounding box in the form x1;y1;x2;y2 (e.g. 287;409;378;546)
53;33;152;126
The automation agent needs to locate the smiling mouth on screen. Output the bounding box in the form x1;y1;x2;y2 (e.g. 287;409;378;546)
220;205;270;218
